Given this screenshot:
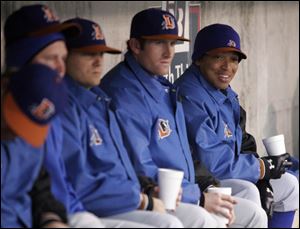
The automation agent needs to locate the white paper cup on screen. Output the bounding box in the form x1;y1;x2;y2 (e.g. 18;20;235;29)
158;168;184;210
207;187;232;225
262;134;286;156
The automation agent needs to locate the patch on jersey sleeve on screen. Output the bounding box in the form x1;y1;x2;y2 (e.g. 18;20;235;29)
157;118;172;139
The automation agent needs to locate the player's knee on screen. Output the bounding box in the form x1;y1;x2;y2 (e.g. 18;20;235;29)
253;205;268;228
282;173;299;210
163;214;184;228
245;181;261;204
247;201;268;228
199;207;220;228
232;179;261;205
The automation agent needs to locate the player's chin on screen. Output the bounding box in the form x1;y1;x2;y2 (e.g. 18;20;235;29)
215;81;230;90
156;67;169;76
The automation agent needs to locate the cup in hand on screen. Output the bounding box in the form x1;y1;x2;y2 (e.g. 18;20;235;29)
207;187;232;225
262;134;286;156
158;168;184;210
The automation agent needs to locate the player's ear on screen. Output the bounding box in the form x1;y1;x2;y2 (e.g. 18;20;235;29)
128;38;142;55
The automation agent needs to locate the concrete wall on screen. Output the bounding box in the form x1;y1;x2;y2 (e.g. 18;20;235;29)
1;1;299;157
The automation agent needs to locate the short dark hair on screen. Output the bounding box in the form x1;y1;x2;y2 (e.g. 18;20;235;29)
126;38;147;52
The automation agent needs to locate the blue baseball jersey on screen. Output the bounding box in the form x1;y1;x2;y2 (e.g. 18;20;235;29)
175;64;260;183
100;52;200;204
43;117;84;214
1;118;85;228
59;76;141;217
1;139;43;228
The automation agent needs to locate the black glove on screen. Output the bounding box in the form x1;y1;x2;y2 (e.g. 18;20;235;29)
256;180;274;218
261;152;292;180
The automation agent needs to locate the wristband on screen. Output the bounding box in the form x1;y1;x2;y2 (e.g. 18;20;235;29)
146;194;154;211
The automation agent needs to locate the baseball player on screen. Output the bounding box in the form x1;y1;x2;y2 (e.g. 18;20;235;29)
175;23;299;228
59;17;186;228
3;4;146;228
1;64;69;228
100;8;267;228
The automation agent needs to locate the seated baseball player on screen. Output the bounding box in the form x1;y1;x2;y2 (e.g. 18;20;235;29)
175;23;299;228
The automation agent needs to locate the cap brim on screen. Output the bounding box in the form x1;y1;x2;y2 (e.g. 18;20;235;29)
71;44;122;54
141;34;190;42
29;22;81;38
3;93;49;148
207;47;247;59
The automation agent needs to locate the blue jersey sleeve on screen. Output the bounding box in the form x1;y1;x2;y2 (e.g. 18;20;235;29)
182;94;261;183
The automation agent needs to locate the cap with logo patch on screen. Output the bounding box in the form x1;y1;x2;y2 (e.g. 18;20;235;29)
3;64;68;147
192;23;247;62
4;4;80;69
64;17;122;54
130;8;189;42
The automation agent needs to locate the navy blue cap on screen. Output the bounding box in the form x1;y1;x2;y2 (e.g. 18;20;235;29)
4;4;79;45
130;8;189;41
64;18;121;54
4;4;80;69
192;23;247;61
3;64;68;147
5;33;65;70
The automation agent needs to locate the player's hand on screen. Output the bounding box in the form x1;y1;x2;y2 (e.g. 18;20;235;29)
256;180;274;218
176;188;183;207
227;208;235;226
152;197;166;213
203;192;237;220
261;153;292;180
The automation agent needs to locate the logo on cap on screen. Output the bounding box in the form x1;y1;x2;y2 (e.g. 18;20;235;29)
31;98;55;120
227;39;236;48
92;24;104;40
42;6;58;22
162;14;175;30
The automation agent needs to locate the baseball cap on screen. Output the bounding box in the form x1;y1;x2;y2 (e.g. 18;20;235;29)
4;4;79;45
192;23;247;62
2;64;68;147
4;4;80;69
130;8;189;42
64;18;121;54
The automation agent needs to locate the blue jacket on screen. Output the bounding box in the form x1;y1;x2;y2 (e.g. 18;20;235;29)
59;76;141;217
1;139;43;228
100;52;200;204
175;64;260;183
43;117;84;214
